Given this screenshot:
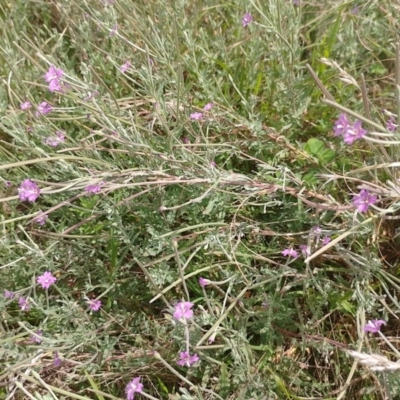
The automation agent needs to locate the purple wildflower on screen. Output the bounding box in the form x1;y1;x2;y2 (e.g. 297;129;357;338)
199;277;210;287
48;79;62;92
125;377;144;400
87;299;102;311
18;179;40;202
343;120;366;144
364;319;386;333
387;116;398;132
321;236;331;245
44;131;65;147
31;330;42;343
85;183;102;194
242;12;253;27
120;62;131;73
173;301;194;320
293;0;300;5
44;66;64;93
190;112;203;120
312;225;322;234
333;114;350;137
45;65;64;83
5;181;12;187
203;102;213;111
37;271;57;290
20;101;32;110
33;211;48;226
353;190;377;213
177;351;199;367
35;101;52;116
282;248;298;258
18;297;31;311
4;290;15;299
300;245;310;256
54;351;61;367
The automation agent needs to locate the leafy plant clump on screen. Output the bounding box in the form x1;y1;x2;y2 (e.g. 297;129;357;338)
2;1;400;399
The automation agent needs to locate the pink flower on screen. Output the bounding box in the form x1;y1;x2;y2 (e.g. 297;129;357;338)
125;377;143;400
33;211;48;226
203;102;213;111
300;245;310;256
18;179;40;202
364;319;386;333
44;131;65;147
321;236;331;245
44;66;64;92
44;66;64;83
242;12;253;27
85;183;102;194
312;225;321;234
18;297;31;311
387;116;398;132
177;351;199;367
120;61;131;73
31;330;42;343
54;351;62;367
199;277;210;287
49;80;62;92
87;299;101;311
20;101;32;110
4;290;15;299
37;271;57;289
353;190;377;213
173;301;194;320
282;248;298;258
190;112;203;120
333;114;350;137
35;101;52;116
343;120;366;144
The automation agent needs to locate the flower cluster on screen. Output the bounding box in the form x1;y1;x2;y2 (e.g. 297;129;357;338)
282;226;331;259
333;114;366;144
189;101;214;121
172;301;199;367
